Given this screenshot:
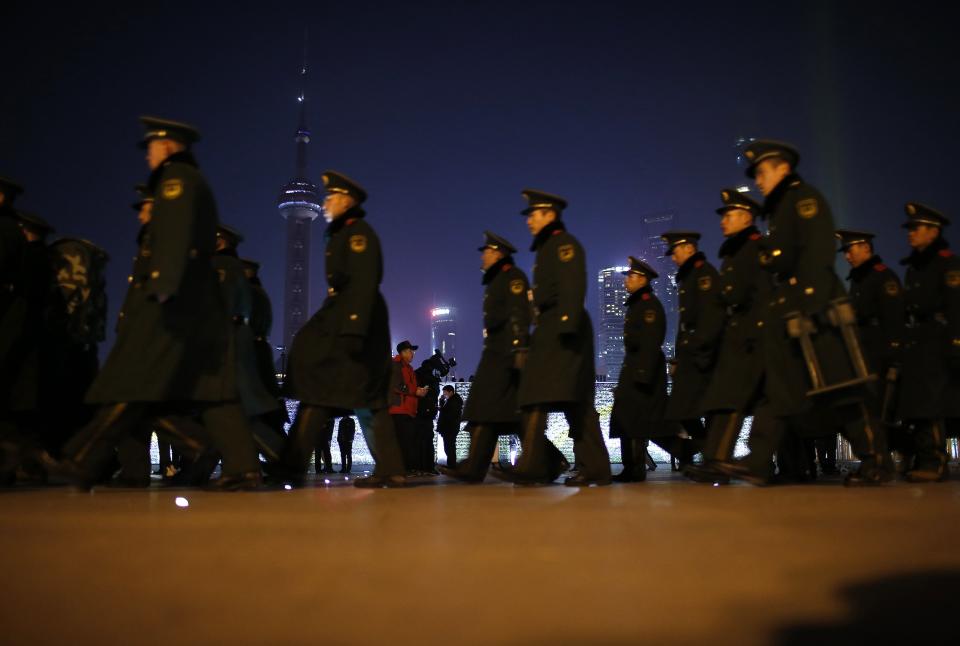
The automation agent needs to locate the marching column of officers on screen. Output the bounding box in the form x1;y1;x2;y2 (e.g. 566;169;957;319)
0;119;956;490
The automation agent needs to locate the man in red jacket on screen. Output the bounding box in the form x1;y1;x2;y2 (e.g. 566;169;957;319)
389;340;428;472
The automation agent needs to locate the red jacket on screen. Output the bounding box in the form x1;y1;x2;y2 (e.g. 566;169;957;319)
388;355;419;416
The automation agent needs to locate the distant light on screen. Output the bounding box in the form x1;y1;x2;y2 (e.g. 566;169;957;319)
284;484;292;490
298;94;304;102
431;308;451;317
344;477;349;480
324;479;331;484
175;497;189;508
736;185;751;193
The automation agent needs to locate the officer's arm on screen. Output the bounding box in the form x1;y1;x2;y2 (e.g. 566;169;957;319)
556;242;585;335
689;266;724;354
943;259;960;361
507;275;531;350
341;228;379;337
879;272;904;365
485;280;509;331
145;168;195;300
793;190;837;313
635;302;665;385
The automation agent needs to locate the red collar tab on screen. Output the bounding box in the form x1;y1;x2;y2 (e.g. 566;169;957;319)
939;249;953;258
552;229;563;236
749;232;762;240
502;263;513;271
346;218;357;226
694;260;704;268
874;263;887;271
641;293;651;301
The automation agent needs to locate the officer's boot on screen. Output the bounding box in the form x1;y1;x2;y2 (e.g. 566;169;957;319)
156;416;219;486
686;413;739;484
353;408;406;487
844;402;894;486
491;408;554;484
906;420;949;482
272;404;328;486
613;438;636;482
565;406;612;487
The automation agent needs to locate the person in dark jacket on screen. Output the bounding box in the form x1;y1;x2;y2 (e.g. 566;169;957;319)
414;359;441;474
897;203;960;481
337;415;355;473
687;189;767;483
436;385;463;469
441;231;568;483
660;231;724;466
315;417;335;474
56;117;260;491
499;190;611;486
718;140;892;486
280;171;406;488
609;257;668;482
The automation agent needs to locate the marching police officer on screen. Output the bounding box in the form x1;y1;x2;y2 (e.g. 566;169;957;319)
719;140;891;486
57;117;260;490
280;170;406;488
609;257;668;482
687;189;768;483
897;203;960;481
499;190;611;486
660;231;724;465
836;229;905;466
443;232;529;481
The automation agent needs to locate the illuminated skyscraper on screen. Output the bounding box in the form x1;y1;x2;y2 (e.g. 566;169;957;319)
278;50;321;351
597;266;630;381
430;307;457;370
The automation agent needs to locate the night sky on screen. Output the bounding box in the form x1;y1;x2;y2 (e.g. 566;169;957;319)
4;1;958;374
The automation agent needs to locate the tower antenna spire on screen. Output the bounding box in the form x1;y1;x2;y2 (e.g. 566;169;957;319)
295;27;310;176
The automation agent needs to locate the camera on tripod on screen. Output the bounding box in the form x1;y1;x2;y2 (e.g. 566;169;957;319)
422;348;456;378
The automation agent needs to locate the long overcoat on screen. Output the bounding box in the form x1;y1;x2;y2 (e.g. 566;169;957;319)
610;286;668;438
517;221;596;409
286;207;392;410
86;151;230;404
463;256;531;424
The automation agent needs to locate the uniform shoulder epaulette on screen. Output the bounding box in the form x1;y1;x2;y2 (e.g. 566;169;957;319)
874;263;887;271
939;249;953;258
345;218;358;226
694;260;704;268
641;293;651;301
749;232;762;241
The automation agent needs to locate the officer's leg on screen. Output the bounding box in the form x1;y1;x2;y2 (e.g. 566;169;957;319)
355;407;404;478
701;412;742;463
61;403;150;486
115;423;153;486
200;402;259;479
443;423;498;482
564;404;611;482
280;403;330;478
906;419;949;482
837;400;894;485
737;404;784;481
613;438;635;482
509;406;556;481
443;432;459;469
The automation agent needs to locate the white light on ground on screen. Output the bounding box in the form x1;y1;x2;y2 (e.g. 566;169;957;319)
175;497;189;508
284;484;292;491
324;479;331;484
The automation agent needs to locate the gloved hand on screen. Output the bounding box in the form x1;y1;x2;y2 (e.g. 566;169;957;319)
513;349;528;371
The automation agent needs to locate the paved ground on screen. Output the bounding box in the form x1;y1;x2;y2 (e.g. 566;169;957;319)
3;468;960;645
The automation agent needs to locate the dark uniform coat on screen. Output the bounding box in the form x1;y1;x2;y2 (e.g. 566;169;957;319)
898;236;960;420
664;251;723;421
437;391;463;436
517;221;596;408
756;174;852;417
248;280;280;398
846;255;903;379
286;206;392;410
212;250;278;417
86;152;232;404
700;226;768;413
462;257;531;424
610;286;668;438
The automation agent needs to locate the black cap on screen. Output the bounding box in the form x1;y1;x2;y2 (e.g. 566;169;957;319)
622;256;658;279
716;187;762;216
138;116;201;149
477;230;517;254
659;230;701;256
131;183;154;211
51;237;110;262
835;229;875;253
903;202;950;229
322;170;367;204
396;340;419;353
216;223;245;248
520;189;567;216
0;176;24;200
16;210;55;235
742;140;800;178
